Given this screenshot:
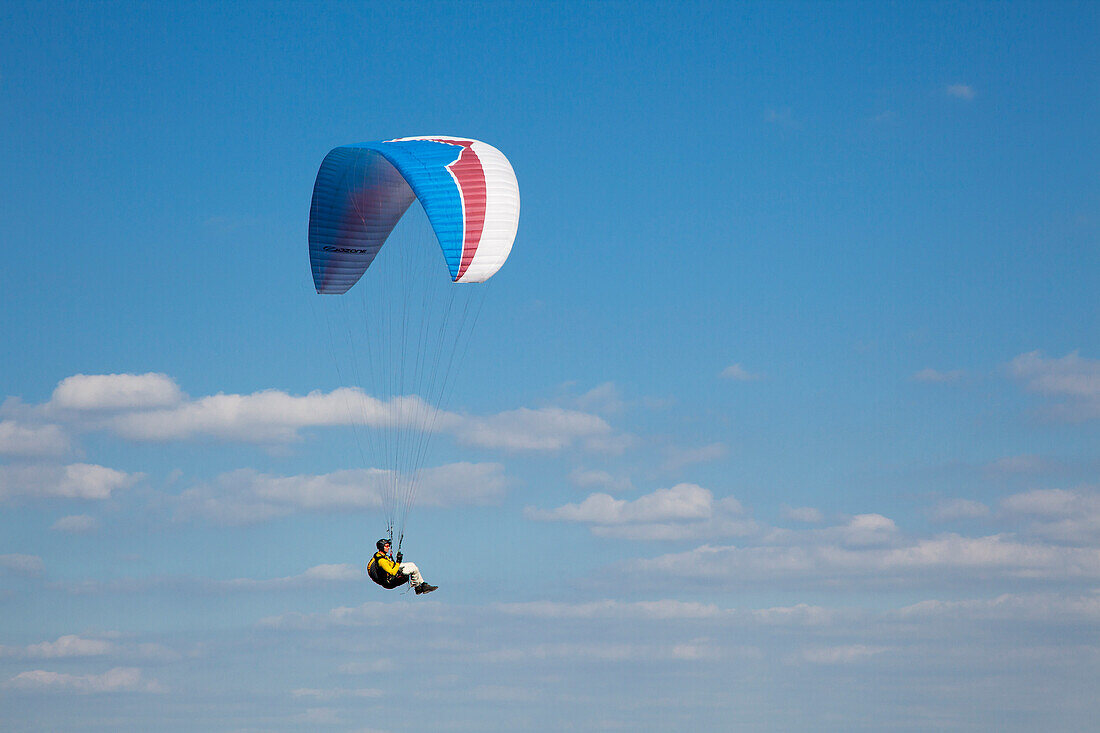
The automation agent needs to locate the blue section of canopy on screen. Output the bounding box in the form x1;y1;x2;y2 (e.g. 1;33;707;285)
309;140;466;294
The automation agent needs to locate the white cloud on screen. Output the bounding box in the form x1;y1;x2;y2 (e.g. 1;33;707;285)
1002;488;1079;517
25;635;113;658
912;368;965;383
1011;351;1100;397
127;392;613;451
1001;488;1100;543
454;406;613;451
1009;351;1100;420
51;373;183;410
721;363;763;381
897;591;1100;622
946;84;975;100
931;498;990;521
0;420;69;456
569;382;625;415
528;485;758;541
27;374;629;453
175;462;507;525
475;641;723;664
107;387;392;442
50;514;100;533
750;604;837;626
0;463;140;502
528;483;713;524
834;514;898;547
216;564;363;591
635;532;1100;586
0;554;43;575
4;667;164;693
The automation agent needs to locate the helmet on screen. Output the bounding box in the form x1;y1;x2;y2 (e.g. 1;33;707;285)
376;538;392;551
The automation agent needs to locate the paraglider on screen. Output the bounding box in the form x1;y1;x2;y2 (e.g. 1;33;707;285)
367;538;437;594
308;136;519;590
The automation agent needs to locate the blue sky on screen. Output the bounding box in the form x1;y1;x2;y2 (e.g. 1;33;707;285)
2;1;1099;730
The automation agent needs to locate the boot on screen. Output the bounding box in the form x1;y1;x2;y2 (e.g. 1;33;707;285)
415;582;438;595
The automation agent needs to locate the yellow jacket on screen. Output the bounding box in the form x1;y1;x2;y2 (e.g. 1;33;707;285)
373;552;400;577
367;551;406;589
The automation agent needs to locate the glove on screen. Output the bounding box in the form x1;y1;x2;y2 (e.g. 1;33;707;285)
395;552;403;564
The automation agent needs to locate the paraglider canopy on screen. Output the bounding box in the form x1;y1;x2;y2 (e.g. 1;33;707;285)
309;136;520;293
307;136;520;549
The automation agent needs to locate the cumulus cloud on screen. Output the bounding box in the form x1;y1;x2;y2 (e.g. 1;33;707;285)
527;484;756;541
4;667;164;693
174;462;507;525
17;373;628;453
721;364;763;381
50;514;100;533
0;420;70;456
568;382;625;415
216;564;363;591
454;407;613;451
24;635;113;658
475;641;723;664
897;591;1100;622
107;387;396;442
1009;351;1100;420
1001;488;1100;543
832;514;899;547
912;368;965;383
946;84;975;100
750;603;838;626
768;513;900;548
51;373;184;410
0;463;140;502
528;483;714;524
125;384;606;450
632;531;1100;588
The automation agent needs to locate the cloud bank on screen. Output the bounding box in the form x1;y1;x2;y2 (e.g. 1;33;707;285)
6;372;624;453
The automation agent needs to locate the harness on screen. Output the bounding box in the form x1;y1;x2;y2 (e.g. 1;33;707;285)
367;551;408;589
